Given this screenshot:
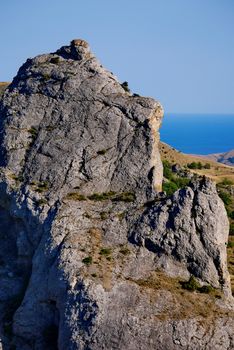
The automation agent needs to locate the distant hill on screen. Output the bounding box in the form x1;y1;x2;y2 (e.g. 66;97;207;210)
0;82;10;98
193;150;234;167
159;141;234;183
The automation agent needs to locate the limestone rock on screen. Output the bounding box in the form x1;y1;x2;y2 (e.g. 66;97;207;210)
130;177;231;292
0;40;233;350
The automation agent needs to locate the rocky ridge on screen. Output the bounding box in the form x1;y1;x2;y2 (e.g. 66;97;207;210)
0;40;233;349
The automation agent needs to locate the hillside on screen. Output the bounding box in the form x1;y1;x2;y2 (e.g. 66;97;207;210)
159;141;234;183
160;141;234;294
0;82;10;98
195;149;234;167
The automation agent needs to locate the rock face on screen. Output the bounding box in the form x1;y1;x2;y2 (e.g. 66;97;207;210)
0;40;233;350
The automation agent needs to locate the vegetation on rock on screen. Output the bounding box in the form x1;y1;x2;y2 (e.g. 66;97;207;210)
162;160;190;195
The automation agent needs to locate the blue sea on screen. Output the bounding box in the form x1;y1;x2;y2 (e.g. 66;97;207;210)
160;114;234;155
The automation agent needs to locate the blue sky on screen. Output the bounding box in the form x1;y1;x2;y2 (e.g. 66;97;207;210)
1;0;234;113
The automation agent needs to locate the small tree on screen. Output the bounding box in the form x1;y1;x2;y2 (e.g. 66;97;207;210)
121;81;131;93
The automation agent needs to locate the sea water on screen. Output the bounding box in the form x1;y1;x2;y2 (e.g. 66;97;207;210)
160;114;234;155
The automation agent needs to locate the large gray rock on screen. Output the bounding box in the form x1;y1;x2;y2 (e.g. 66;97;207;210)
130;177;231;291
0;40;233;350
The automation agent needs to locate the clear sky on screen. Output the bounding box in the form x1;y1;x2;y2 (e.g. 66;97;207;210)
1;0;234;113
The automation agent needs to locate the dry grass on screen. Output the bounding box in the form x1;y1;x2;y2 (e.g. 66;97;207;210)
0;82;10;97
65;192;87;201
74;227;114;291
129;271;232;321
0;82;10;87
159;142;234;183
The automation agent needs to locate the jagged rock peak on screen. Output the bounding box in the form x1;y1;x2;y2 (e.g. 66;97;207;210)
0;40;164;204
56;38;92;61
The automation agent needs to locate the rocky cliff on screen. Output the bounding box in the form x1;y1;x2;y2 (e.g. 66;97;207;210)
0;40;233;350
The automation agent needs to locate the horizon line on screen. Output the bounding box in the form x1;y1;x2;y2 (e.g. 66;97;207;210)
165;112;234;115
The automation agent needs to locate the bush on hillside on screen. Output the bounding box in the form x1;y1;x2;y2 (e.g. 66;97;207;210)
220;178;234;186
230;223;234;236
162;160;190;196
187;162;203;170
162;160;173;180
218;190;232;206
121;81;131;93
162;181;178;196
203;163;211;169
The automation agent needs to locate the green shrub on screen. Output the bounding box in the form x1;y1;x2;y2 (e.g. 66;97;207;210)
88;191;135;202
198;285;213;293
37;198;47;206
227;240;234;248
119;247;130;255
97;149;107;155
88;192;116;201
220;178;233;186
113;192;135;202
100;212;108;220
46;125;56;132
66;193;87;201
99;248;112;256
42;73;51;81
162;160;173;180
37;181;48;189
162;181;178;196
180;276;214;294
162;161;190;196
117;212;125;220
35;188;44;193
230;223;234;235
187;162;211;169
218;191;232;206
180;275;200;291
82;256;92;265
173;177;190;188
50;57;60;64
28;127;38;142
203;163;211;169
187;162;203;170
35;181;49;193
10;173;24;182
121;81;131;93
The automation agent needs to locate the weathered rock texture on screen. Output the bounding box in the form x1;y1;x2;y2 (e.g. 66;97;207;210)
0;40;233;350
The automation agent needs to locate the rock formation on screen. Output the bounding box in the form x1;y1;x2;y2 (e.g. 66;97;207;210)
0;40;233;350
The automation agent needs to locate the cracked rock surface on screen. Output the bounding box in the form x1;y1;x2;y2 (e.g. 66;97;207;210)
0;40;233;349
